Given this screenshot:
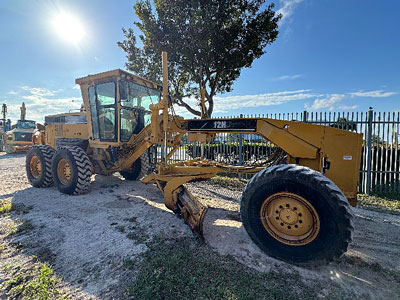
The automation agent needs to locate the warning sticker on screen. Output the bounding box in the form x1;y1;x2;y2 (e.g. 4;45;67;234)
343;156;352;160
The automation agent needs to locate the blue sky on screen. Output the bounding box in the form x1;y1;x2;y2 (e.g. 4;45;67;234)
0;0;399;122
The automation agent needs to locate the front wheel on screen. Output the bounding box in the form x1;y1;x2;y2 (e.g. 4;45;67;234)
120;152;150;181
52;146;92;195
240;164;353;266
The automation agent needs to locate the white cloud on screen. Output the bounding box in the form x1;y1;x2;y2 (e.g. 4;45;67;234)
213;90;319;113
7;90;18;95
73;85;80;90
349;90;397;98
305;94;346;111
339;105;359;110
5;86;82;122
21;86;57;97
273;74;304;81
172;90;320;116
277;0;304;24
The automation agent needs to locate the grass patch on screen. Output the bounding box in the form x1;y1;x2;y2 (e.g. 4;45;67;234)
3;220;35;238
12;203;34;214
0;200;12;214
357;194;400;215
209;175;247;191
1;262;68;300
126;237;353;300
116;225;125;233
126;231;147;244
5;222;18;237
123;257;136;269
16;220;35;234
0;201;33;215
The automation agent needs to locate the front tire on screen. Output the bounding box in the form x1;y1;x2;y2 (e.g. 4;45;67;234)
240;164;353;266
52;146;92;195
26;145;55;187
120;152;150;181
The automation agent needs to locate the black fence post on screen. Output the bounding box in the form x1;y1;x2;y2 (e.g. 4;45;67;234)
366;107;374;194
302;110;308;122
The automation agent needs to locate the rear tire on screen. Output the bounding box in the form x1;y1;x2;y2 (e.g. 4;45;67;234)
26;145;55;187
120;152;150;180
240;164;353;266
52;146;92;195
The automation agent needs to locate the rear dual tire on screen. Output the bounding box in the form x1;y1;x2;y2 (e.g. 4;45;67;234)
26;145;55;187
26;145;92;195
51;146;92;195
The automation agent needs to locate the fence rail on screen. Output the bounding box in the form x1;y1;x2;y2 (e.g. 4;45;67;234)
158;109;400;195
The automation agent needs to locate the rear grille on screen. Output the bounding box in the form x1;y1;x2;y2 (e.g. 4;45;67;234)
14;132;32;141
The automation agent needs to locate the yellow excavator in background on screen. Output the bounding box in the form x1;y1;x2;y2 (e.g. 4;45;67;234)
26;52;362;265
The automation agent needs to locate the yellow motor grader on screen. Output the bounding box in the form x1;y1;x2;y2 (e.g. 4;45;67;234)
26;53;362;265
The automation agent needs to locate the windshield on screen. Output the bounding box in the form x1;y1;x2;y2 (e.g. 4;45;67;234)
119;80;160;111
16;120;35;129
119;80;160;142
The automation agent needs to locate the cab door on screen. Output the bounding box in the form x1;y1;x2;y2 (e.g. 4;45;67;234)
88;80;117;142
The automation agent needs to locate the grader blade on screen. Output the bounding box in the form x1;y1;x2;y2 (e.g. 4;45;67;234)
176;186;208;235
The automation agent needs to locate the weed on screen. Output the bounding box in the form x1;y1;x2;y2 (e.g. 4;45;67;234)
123;257;136;269
2;263;14;273
124;217;137;223
358;194;400;215
17;220;35;234
5;222;18;236
0;200;12;214
0;201;33;215
1;262;68;300
126;232;146;244
12;203;34;214
209;175;247;191
116;225;125;233
125;237;352;300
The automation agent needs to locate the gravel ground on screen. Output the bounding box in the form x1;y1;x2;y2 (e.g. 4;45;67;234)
1;152;400;299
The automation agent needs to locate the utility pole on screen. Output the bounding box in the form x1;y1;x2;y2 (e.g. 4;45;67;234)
1;104;6;122
1;104;6;130
20;102;26;120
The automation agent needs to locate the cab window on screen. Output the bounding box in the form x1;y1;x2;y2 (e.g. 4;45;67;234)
119;80;160;142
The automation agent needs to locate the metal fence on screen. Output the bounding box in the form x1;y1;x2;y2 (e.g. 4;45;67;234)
159;109;400;195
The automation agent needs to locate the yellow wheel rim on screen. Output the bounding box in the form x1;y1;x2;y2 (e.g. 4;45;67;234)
29;155;42;179
260;192;320;246
57;158;72;185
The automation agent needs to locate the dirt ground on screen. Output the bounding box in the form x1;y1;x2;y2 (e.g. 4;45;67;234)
1;153;400;299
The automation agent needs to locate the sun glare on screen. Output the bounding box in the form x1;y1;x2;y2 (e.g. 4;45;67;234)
52;12;85;44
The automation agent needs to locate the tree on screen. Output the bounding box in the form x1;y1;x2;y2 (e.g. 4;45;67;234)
118;0;281;117
330;117;357;132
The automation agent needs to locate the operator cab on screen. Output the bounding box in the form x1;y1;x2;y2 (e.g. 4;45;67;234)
16;120;36;129
76;69;161;144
